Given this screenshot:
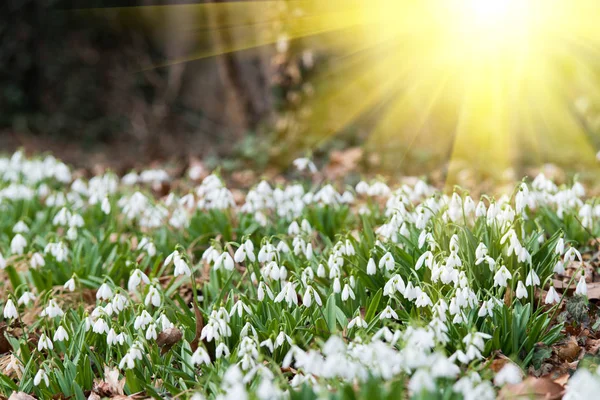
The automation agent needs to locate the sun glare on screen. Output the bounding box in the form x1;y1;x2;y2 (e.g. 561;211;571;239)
85;0;600;182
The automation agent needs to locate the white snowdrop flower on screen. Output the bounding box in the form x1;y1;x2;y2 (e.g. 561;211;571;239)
415;251;433;271
93;318;109;335
34;369;49;386
234;245;247;263
379;305;399;320
317;263;326;277
274;282;298;307
347;315;368;329
145;323;158;340
191;347;211;366
565;247;582;263
415;291;433;308
174;256;192;277
112;293;128;313
303;286;321;308
100;197;111;214
478;300;494;318
107;328;118;346
10;234;27;255
493;266;512;288
379;252;395;271
516;281;528;299
158;313;174;331
0;252;5;270
553;260;565;274
494;363;523;386
17;291;35;306
134;310;153;330
409;369;436;393
30;252;45;269
366;258;377;275
230;300;252;318
41;300;64;318
545;286;561;304
576;276;588;296
38;333;54;351
216;342;230;359
356;181;370;195
304;243;313;259
288;221;300;236
555;237;565;255
564;368;600;400
3;299;18;319
145;286;161;307
53;207;71;226
257;282;273;301
293;157;317;173
217;252;235;272
384;274;406;296
96;283;113;300
53;325;69;342
119;354;135;370
12;221;29;233
260;338;274;353
128;269;150;292
341;284;355;301
525;269;540;287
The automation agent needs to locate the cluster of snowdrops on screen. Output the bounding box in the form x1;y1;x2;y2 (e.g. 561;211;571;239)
1;151;600;399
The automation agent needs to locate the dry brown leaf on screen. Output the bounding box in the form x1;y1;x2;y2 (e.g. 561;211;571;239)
156;327;182;354
8;392;36;400
498;377;564;399
92;366;125;396
557;337;581;362
553;374;570;386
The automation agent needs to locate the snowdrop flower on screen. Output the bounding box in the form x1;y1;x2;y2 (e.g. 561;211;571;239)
216;342;230;359
341;284;355;302
12;221;29;233
478;300;495;318
416;291;433;308
215;252;235;272
62;277;75;292
0;252;5;270
293;157;317;173
494;363;523;386
145;323;158;340
576;276;588;296
379;252;395;271
53;325;69;342
30;252;45;269
366;258;377;275
555;237;565;255
38;333;54;351
348;315;368;329
230;300;252;318
128;269;150;292
93;318;109;334
493;266;512;287
34;369;49;386
379;305;399;320
191;347;211;366
3;299;18;319
516;281;528;299
101;197;111;214
134;310;153;330
174;255;192;277
274;282;298;307
10;234;27;255
525;269;540;287
302;286;322;308
545;286;561;304
553;260;565;274
41;300;64;318
17;291;35;306
96;283;113;300
565;247;582;263
145;286;161;307
257;282;274;301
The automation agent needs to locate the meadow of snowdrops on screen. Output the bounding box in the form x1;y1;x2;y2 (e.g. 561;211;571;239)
1;151;600;399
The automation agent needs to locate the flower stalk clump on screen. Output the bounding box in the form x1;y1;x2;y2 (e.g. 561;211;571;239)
0;151;596;398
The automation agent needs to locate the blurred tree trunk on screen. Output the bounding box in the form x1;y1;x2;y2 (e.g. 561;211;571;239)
151;0;274;153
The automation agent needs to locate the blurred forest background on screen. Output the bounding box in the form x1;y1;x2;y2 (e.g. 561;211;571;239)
2;0;600;185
